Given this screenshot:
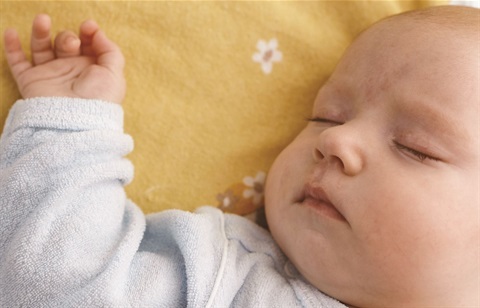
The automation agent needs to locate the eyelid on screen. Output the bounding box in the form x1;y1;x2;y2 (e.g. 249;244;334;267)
393;140;441;162
306;117;343;126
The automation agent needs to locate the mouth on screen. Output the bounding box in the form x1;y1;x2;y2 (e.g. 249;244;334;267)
299;183;347;223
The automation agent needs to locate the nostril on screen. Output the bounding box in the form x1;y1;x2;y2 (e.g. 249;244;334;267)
313;148;324;161
313;148;346;172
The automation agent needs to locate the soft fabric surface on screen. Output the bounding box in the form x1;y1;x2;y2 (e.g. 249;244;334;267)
0;1;446;214
0;97;346;307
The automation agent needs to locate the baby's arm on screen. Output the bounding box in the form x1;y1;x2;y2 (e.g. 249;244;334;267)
0;15;146;305
1;15;235;307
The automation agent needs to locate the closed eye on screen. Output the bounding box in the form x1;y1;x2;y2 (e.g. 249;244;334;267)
306;117;343;126
393;141;440;162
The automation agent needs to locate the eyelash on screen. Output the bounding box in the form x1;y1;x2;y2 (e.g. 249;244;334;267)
393;141;440;162
307;118;440;163
306;117;343;125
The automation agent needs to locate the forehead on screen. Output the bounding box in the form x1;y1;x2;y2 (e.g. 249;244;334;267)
331;16;480;113
317;16;480;153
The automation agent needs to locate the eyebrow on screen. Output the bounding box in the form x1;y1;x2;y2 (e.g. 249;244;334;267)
394;100;468;144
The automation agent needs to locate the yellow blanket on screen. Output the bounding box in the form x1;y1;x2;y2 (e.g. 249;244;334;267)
0;0;444;215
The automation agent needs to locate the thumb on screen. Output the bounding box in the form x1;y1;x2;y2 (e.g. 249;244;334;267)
91;29;124;75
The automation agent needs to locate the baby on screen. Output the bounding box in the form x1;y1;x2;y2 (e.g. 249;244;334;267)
1;5;478;308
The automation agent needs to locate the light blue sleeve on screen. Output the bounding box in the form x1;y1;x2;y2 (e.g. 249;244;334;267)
0;97;345;308
0;98;150;306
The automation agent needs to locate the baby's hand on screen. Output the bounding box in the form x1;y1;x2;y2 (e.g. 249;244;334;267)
4;14;125;104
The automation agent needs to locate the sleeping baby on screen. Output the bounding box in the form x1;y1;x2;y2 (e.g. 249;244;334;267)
1;5;478;307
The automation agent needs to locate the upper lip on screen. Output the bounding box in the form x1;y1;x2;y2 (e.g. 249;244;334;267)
300;182;347;221
303;184;332;204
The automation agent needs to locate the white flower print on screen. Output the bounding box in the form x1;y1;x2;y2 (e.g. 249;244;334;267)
252;38;283;74
217;189;239;211
243;171;266;206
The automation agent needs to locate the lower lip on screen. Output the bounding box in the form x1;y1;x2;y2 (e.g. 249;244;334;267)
301;197;347;222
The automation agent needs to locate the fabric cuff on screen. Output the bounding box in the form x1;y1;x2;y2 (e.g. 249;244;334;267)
3;97;124;133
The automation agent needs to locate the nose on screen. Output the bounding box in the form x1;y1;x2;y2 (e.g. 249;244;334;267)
313;124;365;176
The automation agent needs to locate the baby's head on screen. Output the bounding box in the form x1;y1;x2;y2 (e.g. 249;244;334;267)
265;6;479;307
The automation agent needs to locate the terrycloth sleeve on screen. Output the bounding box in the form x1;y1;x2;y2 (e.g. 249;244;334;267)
0;97;148;306
0;97;345;307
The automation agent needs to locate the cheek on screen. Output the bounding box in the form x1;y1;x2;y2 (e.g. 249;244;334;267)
265;148;297;222
358;181;452;259
354;169;479;291
265;137;313;207
264;136;313;244
264;149;294;253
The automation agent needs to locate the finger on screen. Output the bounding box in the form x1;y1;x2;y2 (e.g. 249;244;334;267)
4;28;32;81
79;19;99;57
54;30;81;58
79;19;124;73
90;28;125;74
30;14;55;65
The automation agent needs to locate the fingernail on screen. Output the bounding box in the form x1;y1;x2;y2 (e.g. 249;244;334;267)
66;36;79;46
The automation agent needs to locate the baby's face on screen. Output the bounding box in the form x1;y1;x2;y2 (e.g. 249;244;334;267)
265;12;479;307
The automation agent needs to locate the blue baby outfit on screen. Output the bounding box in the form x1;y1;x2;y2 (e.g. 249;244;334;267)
0;97;345;307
